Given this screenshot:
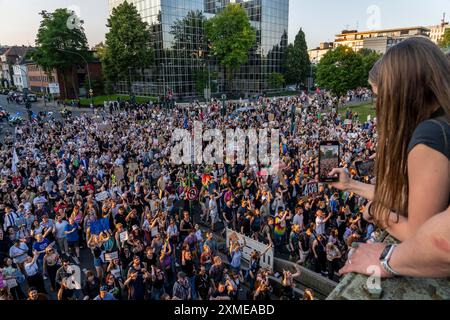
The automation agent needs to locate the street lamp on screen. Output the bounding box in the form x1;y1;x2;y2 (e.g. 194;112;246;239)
15;65;31;109
56;48;93;106
160;63;166;100
128;67;135;104
221;94;227;117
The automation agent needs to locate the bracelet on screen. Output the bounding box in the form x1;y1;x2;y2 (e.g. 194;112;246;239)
367;202;375;218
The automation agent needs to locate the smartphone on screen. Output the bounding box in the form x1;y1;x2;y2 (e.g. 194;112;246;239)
355;160;375;177
319;141;340;183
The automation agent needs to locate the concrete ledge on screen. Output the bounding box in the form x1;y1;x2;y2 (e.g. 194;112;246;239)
327;235;450;300
327;273;450;300
274;257;338;299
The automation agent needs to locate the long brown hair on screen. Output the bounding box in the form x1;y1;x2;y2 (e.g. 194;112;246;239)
372;37;450;225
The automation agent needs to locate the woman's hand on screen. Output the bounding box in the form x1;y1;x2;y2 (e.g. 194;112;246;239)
362;201;375;223
339;243;391;278
328;168;352;191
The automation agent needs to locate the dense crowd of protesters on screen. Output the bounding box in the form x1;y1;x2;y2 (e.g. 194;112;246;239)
0;38;448;301
0;85;378;301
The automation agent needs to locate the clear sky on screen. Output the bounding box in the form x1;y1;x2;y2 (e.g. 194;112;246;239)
0;0;449;49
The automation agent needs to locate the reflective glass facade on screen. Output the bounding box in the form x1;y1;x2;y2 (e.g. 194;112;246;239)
108;0;289;97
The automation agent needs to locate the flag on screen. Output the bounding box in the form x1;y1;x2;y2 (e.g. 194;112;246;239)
12;148;19;173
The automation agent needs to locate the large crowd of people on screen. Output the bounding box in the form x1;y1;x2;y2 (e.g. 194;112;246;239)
0;37;448;301
0;86;378;301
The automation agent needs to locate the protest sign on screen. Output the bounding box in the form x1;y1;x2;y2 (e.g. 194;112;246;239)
95;191;109;202
104;251;119;262
114;166;125;181
119;231;128;243
302;182;318;197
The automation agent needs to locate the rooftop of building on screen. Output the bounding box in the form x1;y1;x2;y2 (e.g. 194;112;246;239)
336;26;431;37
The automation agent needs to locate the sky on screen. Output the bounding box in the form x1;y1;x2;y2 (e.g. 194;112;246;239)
0;0;449;49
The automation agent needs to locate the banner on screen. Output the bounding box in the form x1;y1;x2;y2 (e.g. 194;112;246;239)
226;228;274;271
95;191;110;202
302;182;318;197
114;166;125;181
104;251;119;262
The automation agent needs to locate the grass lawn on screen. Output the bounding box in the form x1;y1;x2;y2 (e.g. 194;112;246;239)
65;94;157;106
339;102;377;122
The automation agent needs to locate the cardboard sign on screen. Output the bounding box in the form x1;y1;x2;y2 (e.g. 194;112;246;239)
226;228;274;271
128;162;139;173
344;119;352;126
119;231;128;243
95;191;110;202
302;182;318;197
114;166;125;181
104;251;119;262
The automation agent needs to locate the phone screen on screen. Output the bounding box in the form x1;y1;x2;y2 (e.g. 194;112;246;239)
319;142;340;182
356;160;375;177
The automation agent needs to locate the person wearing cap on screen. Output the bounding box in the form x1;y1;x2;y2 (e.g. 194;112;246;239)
93;285;117;300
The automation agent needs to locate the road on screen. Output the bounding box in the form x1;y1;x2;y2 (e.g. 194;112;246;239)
0;94;94;136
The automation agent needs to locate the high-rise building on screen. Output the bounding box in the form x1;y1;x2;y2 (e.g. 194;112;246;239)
108;0;289;97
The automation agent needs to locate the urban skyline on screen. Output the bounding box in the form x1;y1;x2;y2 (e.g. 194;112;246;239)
0;0;448;50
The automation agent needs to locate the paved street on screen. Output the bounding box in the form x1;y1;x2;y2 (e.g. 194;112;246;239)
0;94;94;136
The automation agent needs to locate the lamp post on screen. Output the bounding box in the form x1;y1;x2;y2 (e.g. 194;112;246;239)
161;63;166;107
16;65;31;110
56;48;93;106
128;67;135;104
221;94;227;117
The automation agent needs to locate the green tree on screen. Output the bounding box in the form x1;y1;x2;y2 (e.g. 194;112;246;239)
359;48;382;86
268;72;285;90
283;28;310;89
438;28;450;49
31;9;91;99
316;46;365;97
194;69;218;96
205;3;257;92
103;1;154;87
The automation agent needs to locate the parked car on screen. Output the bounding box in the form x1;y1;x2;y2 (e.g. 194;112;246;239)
27;94;38;102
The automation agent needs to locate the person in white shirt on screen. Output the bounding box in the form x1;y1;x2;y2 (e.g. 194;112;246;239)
9;240;29;267
315;210;332;235
24;252;46;293
292;207;304;231
3;206;19;231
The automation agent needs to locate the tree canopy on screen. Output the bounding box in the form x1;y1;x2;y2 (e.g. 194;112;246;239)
316;46;379;96
103;1;154;83
283;28;310;88
32;8;91;72
205;3;257;91
438;28;450;49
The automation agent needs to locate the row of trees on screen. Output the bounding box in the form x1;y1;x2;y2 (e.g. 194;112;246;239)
102;2;258;94
30;2;309;97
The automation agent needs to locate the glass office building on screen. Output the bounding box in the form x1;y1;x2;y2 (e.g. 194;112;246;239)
108;0;289;97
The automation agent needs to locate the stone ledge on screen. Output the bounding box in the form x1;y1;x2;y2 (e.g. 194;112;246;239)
327;234;450;300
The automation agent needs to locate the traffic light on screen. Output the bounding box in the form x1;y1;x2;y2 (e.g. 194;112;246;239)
89;89;94;97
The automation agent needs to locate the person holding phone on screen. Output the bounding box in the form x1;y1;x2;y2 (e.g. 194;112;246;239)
329;38;450;245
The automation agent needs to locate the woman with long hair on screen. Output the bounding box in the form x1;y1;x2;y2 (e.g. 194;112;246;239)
330;37;450;243
43;247;60;292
